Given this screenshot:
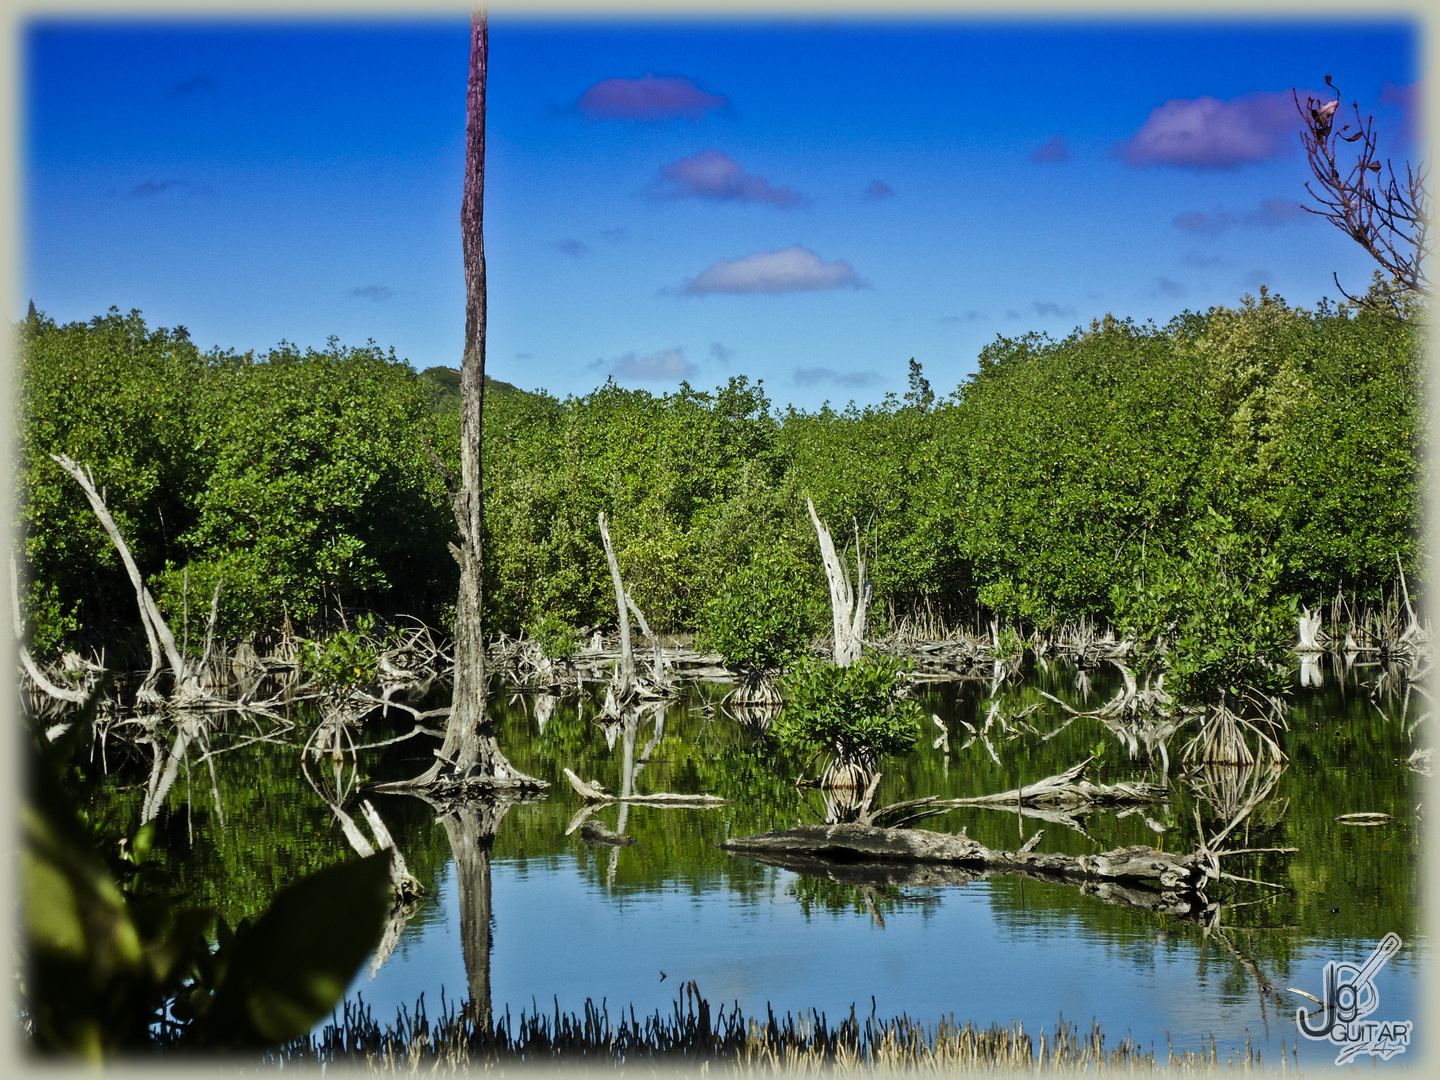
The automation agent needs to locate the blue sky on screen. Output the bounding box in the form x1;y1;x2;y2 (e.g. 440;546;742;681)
22;17;1421;408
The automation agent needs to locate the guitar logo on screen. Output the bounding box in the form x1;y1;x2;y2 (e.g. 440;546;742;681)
1293;932;1411;1064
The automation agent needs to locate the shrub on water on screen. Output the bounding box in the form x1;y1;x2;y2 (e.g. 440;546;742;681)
1113;512;1294;706
773;654;923;786
297;614;398;688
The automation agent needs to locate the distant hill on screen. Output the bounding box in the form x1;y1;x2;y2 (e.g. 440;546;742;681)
417;366;528;413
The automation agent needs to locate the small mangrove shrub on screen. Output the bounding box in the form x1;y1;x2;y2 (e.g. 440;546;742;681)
992;624;1026;660
774;654;923;788
524;611;578;661
699;550;812;674
700;548;814;705
298;614;396;688
1113;520;1295;762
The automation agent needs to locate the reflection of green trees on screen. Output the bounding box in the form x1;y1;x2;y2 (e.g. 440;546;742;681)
86;728;455;930
76;668;1421;969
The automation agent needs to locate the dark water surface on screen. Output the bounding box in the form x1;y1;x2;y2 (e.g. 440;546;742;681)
95;658;1427;1067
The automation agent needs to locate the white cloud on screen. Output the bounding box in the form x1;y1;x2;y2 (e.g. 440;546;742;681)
794;367;879;388
653;150;805;207
1119;91;1298;169
611;347;697;381
683;246;866;295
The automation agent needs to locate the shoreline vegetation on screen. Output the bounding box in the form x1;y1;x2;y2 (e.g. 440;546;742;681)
275;983;1280;1074
17;35;1430;1064
14;289;1423;669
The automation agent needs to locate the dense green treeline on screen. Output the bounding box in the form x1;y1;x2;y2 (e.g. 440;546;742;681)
13;292;1425;659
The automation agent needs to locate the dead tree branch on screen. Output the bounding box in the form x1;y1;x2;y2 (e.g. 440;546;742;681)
561;766;728;807
806;497;871;666
51;453;192;700
1295;76;1429;320
12;554;91;705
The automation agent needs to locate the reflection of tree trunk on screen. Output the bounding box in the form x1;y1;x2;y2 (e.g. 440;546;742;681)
439;798;513;1029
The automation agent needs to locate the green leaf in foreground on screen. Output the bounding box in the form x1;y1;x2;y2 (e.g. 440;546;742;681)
197;853;393;1046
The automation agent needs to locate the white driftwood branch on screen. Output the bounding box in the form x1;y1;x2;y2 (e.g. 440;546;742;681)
806;497;871;666
625;592;668;685
597;511;635;694
141;718;200;823
12;554;91;704
562;766;728;806
199;579;223;672
51;454;192;693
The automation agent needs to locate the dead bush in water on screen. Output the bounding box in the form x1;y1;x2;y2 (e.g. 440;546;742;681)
1183;690;1287;767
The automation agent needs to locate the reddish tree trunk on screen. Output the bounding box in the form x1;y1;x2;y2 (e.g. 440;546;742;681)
405;8;539;791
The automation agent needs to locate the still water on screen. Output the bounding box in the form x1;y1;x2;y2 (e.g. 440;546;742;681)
107;658;1428;1067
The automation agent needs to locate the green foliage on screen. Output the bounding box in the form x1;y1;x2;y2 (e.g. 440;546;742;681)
416;366;527;415
16;309;457;653
21;692;391;1057
15;293;1425;673
525;611;578;660
16;308;211;656
297;613;398;687
992;625;1025;659
157;338;453;637
698;543;814;671
774;654;923;769
1114;515;1295;703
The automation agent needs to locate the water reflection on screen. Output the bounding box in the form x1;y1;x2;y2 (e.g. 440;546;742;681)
438;797;511;1028
76;657;1427;1066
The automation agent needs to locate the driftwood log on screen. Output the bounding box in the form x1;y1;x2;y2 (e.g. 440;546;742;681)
738;846;1205;917
857;759;1165;833
936;758;1166;810
721;822;1208;912
579;819;638;846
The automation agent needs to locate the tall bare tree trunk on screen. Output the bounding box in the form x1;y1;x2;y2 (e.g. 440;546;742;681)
400;7;540;791
598;511;635;702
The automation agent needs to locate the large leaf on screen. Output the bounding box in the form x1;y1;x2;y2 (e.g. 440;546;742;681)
200;853;392;1045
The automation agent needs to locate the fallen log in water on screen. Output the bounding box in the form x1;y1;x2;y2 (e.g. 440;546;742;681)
860;759;1166;832
936;758;1167;810
579;819;638;846
721;822;1207;896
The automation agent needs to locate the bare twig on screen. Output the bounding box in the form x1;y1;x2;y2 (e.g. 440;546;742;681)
1295;76;1429;320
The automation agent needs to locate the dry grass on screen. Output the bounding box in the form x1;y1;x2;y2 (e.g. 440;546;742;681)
275;984;1277;1074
